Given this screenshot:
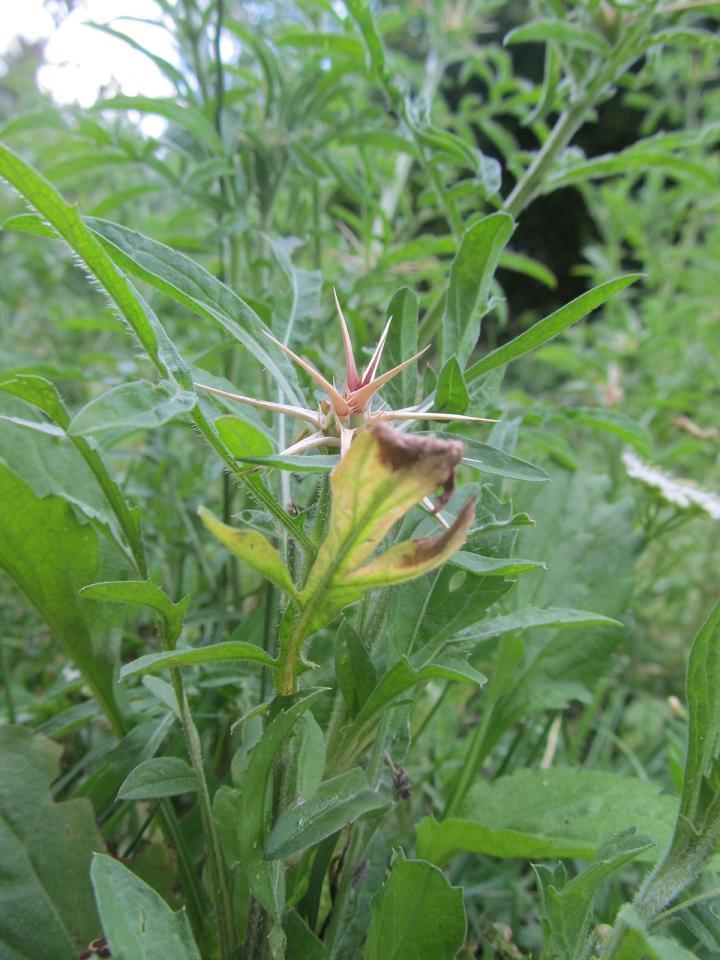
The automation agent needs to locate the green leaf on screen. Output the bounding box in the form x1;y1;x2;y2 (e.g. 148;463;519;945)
465;606;622;641
238;690;327;919
566;407;651;456
435;357;469;414
505;19;610;55
536;831;652;960
0;145;314;555
335;624;377;717
449;551;544;576
2;211;56;237
388;550;512;664
546;148;717;192
276;29;365;60
215;415;273;459
68;380;197;436
266;768;387;860
365;854;466;960
650;26;720;53
238;453;339;473
86;217;303;405
76;717;174;814
416;432;548;482
0;727;105;960
264;234;322;346
384;287;419;408
0;145;188;387
418;769;677;865
612;906;699;960
441;213;515;368
679;598;720;828
345;0;387;78
86;22;189;91
331;657;486;766
465;275;640;382
297;426;475;637
120;641;277;681
285;911;328;960
0;374;146;572
639;599;720;913
499;251;557;289
80;579;189;645
91;853;201;959
118;757;198;800
282;712;326;811
198;506;298;598
0;463;125;733
93;95;222;152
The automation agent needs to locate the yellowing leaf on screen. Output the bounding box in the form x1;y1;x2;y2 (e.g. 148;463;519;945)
198;507;297;598
344;497;476;587
298;424;473;634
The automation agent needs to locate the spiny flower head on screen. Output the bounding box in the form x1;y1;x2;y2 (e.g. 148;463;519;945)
195;291;495;458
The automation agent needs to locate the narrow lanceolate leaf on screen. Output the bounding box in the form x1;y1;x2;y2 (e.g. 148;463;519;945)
297;425;474;635
441;212;515;369
265;768;387;860
365;853;466;960
0;146;311;549
536;831;652;960
93;95;223;152
464;606;622;642
68;380;197;436
198;507;298;598
80;580;189;645
633;599;720;916
120;641;277;681
238;690;327;919
384;287;419;408
465;275;641;382
86;217;303;405
415;432;549;482
505;19;610;55
676;598;720;824
330;657;486;768
0;143;187;385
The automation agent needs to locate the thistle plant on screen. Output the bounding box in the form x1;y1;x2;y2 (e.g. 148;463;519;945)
2;3;720;960
196;291;495;458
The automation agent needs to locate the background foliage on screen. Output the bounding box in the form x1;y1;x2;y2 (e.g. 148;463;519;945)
1;1;719;958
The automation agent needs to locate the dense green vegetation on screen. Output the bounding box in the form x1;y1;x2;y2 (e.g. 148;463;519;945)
1;2;719;958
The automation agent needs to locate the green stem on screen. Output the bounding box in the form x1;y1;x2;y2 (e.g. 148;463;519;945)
161;610;236;959
504;7;657;219
177;686;236;960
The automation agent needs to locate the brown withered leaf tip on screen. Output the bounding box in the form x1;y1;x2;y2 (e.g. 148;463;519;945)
372;422;465;472
372;422;466;510
400;496;477;567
